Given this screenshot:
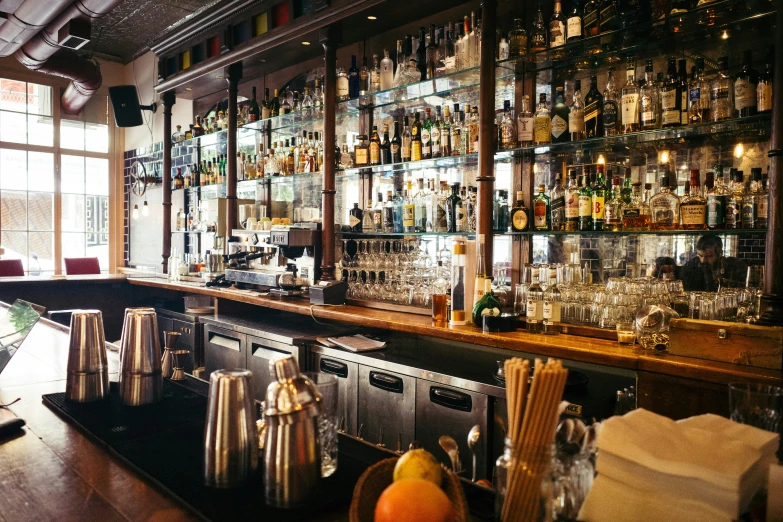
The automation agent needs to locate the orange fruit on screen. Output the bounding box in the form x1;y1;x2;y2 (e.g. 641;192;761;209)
374;478;455;522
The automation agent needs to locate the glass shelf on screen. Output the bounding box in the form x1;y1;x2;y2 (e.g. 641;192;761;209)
241;110;324;135
172;230;215;234
337;228;766;237
342;153;479;177
497;0;777;73
337;231;476;237
496;113;772;156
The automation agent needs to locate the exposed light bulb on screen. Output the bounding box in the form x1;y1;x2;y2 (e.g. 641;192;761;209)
132;204;140;220
721;29;729;39
142;201;150;216
597;155;605;165
734;143;744;158
660;150;670;164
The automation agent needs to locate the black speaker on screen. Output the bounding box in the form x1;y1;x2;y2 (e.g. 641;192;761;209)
109;85;156;127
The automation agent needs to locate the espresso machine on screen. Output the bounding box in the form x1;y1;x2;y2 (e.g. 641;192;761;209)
222;224;321;297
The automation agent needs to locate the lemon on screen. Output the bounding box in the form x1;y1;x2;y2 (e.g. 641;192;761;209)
393;449;442;486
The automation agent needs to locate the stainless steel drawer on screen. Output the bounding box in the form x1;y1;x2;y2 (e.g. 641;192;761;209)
415;380;489;481
312;353;359;436
247;335;300;401
203;325;246;378
358;365;415;450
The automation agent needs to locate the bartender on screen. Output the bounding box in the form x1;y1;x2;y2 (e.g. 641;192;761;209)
681;235;748;291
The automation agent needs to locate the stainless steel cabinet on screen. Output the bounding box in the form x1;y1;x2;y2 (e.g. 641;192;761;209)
358;365;415;450
247;335;301;401
203;325;246;378
312;353;359;436
415;380;489;480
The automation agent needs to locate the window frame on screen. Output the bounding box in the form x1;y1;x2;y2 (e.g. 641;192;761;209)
0;74;115;276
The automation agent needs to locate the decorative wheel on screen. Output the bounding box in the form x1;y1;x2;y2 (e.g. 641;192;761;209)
129;160;147;197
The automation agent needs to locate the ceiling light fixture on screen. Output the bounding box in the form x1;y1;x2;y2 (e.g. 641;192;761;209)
302;41;311;45
721;29;730;39
367;15;377;20
597;155;605;165
142;200;149;217
660;150;670;163
215;75;223;79
734;143;744;158
132;204;140;220
185;87;192;91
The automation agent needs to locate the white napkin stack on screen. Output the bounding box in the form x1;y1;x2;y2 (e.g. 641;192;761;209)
578;408;779;522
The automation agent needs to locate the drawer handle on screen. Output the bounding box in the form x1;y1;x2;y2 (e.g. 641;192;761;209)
430;387;472;412
180;327;191;334
369;371;403;394
209;334;240;351
320;358;348;378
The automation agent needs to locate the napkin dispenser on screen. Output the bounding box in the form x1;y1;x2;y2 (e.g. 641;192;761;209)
309;280;347;305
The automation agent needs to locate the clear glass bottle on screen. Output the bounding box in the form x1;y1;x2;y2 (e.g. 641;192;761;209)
622;181;650;231
680;169;707;230
735;49;759;118
526;268;544;333
370;53;381;93
361;199;375;232
509;18;528;56
530;6;548;53
403;181;416;233
380;49;394;90
468;106;480;154
604;177;624;231
689;57;707;124
710;56;733;122
436;181;449;232
543;276;561;335
757;168;769;229
726;169;744;229
500;100;517;149
639;59;659;130
392;190;404;233
413;178;427;232
336;65;349;101
621;57;640;133
569;79;585;141
706;165;728;229
359;56;370;96
603;67;620;136
517;95;534;146
383;190;394;232
650;175;680;230
534;93;552;145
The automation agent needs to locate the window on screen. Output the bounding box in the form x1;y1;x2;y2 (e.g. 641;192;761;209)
0;78;112;275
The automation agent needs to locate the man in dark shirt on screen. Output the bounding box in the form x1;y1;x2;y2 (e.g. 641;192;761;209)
681;235;749;291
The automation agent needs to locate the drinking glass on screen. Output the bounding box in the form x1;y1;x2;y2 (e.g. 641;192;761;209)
616;322;636;345
514;283;527;315
728;383;783;433
303;372;339;477
746;265;765;291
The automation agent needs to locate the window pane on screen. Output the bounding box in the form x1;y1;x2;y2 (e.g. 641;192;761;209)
2;231;27;271
1;190;27;230
28;192;53;231
0;79;28;113
61;232;85;260
1;149;26;190
28;114;53;146
61;155;84;194
27;83;52;116
28;152;53;192
86;242;107;272
85;123;108;153
29;231;53;273
61;193;85;232
0;110;26;143
86;157;108;195
60;119;85;150
86;195;108;235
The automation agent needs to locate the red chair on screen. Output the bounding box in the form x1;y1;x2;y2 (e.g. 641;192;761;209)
0;259;25;277
63;257;101;275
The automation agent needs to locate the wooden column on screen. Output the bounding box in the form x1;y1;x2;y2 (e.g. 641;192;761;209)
320;27;339;281
476;0;498;266
225;62;243;250
161;91;175;273
759;0;783;326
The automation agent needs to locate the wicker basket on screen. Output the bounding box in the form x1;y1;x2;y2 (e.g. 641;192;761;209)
349;457;470;522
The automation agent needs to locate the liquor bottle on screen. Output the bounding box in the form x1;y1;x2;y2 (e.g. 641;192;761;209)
757;60;773;114
578;170;593;231
440;25;454;74
412;178;426;232
359;56;370;96
349;203;363;232
601;67;622;136
681;169;707;230
473;233;488;309
725;170;743;229
689;58;708;124
533;93;551;145
468;106;480;154
372;192;384;231
551;86;570;143
741;169;762;229
542;276;562;335
426;24;438;79
509;18;528;56
436;180;449;232
192;115;204;137
533;184;551;230
446;182;463;233
510;190;530;231
592;165;606;230
391;121;402;163
493;190;510;232
678;59;689;125
401;116;412;162
439;105;451;156
650;175;680;230
432;107;443;158
500;100;516;149
659;58;680;128
604;178;624;231
369;125;381;166
706;166;727;229
381;124;392;165
639;59;659;130
569;80;586;141
735;50;759;118
621;58;640;133
550;173;566;231
411;112;422;161
530;5;548;53
512;94;533;146
622;181;650;230
361;199;375;232
392;190;404;233
350;54;361;98
550;0;566;57
710;56;733;122
370;54;381;93
468;11;480;68
450;239;468;326
567;0;583;43
336;67;349;101
271;89;281;116
416;27;428;79
756;168;769;228
354;134;369;167
584;75;603;138
564;170;580;231
451;104;463;155
472;278;501;327
599;0;619;51
312;79;323;116
420;108;432;159
247;86;260;122
583;0;599;38
380;49;394;91
526;268;544;333
383;191;394;232
403;181;416;233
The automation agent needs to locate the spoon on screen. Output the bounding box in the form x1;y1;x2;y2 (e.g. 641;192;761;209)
439;435;462;473
467;425;481;482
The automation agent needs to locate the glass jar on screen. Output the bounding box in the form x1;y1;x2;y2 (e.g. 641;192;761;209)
354;135;370;167
494;438;550;522
508;18;528;57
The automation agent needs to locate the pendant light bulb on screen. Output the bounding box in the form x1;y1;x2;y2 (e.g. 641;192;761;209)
142;200;150;216
132;204;140;220
734;143;744;158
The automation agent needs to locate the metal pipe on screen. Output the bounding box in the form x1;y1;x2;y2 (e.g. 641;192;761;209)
162;91;175;274
225;63;243;250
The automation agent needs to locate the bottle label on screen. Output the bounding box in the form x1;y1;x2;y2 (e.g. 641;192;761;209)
592;196;605;219
543;301;560;321
444;56;456;71
681;203;706;225
578;195;592;217
758;83;772;112
349;214;361;227
603;100;618;128
411;141;422;161
567;17;581;38
583;9;598;31
735;79;757;110
551;115;567;138
621;94;639;125
402;139;410;160
565;193;579;218
534;200;548;228
403;204;415;227
551;196;565;215
534;116;551;143
355;148;368;165
585;99;601;132
370;144;380;164
526;300;538;320
599;4;617;29
421;128;431;154
261;107;270;119
661;88;676;110
726;199;740;226
337;77;349;98
518;116;534;142
501;124;515;147
550;21;565;47
742;201;757;227
706;195;726;226
758;198;768;218
512;209;528;231
431;128;440;153
474;276;486;301
391;144;400;159
623;208;640;219
681;91;688;124
662;109;680;125
640;94;655;125
568;111;585;132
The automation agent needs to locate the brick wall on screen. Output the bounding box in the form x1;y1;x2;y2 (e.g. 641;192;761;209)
737;233;766;266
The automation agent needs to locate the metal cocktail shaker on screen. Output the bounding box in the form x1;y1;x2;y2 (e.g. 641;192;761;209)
65;310;109;402
118;307;162;406
263;357;322;508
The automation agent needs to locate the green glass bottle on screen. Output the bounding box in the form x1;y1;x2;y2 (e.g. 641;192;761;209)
592;164;606;231
472;279;502;327
578;169;593;231
533;184;551;230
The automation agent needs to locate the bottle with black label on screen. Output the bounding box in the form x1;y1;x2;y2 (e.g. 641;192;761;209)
603;67;619;136
706;166;728;229
349;203;363;232
510;191;530;232
550;173;566;231
584;75;604;137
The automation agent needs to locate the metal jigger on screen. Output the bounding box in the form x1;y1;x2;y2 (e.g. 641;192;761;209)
65;310;109;402
118;307;162;406
161;331;181;379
